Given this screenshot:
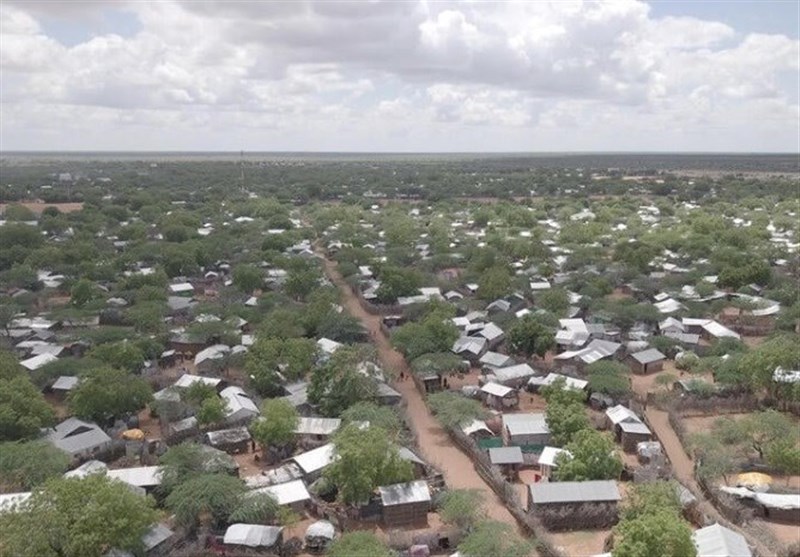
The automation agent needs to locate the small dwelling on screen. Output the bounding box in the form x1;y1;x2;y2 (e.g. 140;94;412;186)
488;446;524;480
305;520;335;553
480;382;519;410
693;523;752;557
220;386;260;425
538;446;571;480
528;480;621;530
223;524;283;554
252;479;311;513
502;413;550;449
627;348;666;374
605;405;652;453
379;479;431;527
294;417;341;445
206;426;251;454
45;417;112;461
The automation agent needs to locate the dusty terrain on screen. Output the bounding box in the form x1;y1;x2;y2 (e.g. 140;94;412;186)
319;253;526;536
0;201;84;214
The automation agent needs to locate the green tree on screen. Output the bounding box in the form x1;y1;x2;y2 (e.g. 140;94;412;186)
0;352;56;440
309;348;378;417
736;334;800;393
587;360;631;398
341;402;403;441
68;367;152;424
182;381;218;407
508;314;555;358
196;397;228;426
0;440;70;491
325;424;414;505
165;473;246;531
457;520;533;557
438;489;486;531
612;510;696;557
691;435;738;485
478;267;511;301
375;266;421;303
554;429;622;481
0;474;158;557
328;531;394;557
88;341;145;373
250;399;299;451
232;264;263;293
714;410;796;460
622;481;683;522
70;278;97;308
284;266;319;301
391;313;459;361
229;492;280;524
537;288;570;315
765;439;800;477
158;443;235;495
427;391;487;429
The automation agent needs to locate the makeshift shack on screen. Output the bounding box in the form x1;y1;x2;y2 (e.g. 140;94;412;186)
528;480;621;530
379;480;431;527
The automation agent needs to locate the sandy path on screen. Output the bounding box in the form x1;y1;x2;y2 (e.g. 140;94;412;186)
638;390;776;556
318;254;524;534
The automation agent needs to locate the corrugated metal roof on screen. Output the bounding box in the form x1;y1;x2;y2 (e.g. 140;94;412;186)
538;446;570;467
489;446;524;465
630;348;666;365
480;382;514;398
530;480;620;504
605;405;640;425
379;480;431;506
292;443;337;475
106;466;163;487
493;363;535;383
503;413;548;436
294;417;341;436
224;524;283;548
252;479;310;506
693;523;752;557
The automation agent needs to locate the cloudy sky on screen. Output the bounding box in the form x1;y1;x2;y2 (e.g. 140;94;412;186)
1;1;798;152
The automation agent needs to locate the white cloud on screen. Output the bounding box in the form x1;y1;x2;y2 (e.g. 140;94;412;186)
0;0;797;151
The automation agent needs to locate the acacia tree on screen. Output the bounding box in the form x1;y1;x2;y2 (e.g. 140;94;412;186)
508;314;555;358
438;489;486;531
165;473;246;531
0;440;70;491
457;520;532;557
0;351;56;441
554;429;622;481
428;391;487;429
328;532;393;557
325;424;414;505
0;474;158;557
68;366;152;424
308;347;378;417
612;510;697;557
249;399;299;454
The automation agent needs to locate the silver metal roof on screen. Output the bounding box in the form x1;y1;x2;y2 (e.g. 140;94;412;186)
693;524;751;557
489;446;524;465
530;480;621;504
379;479;431;506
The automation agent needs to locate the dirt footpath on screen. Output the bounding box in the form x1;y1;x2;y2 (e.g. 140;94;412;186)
318;254;525;535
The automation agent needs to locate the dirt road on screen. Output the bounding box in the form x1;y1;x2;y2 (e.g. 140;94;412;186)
318;254;524;534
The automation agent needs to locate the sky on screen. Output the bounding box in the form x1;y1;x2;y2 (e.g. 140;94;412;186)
0;1;798;152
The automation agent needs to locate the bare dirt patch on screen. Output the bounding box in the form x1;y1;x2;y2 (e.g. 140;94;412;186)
760;519;800;547
549;528;611;557
319;252;526;537
0;201;84;214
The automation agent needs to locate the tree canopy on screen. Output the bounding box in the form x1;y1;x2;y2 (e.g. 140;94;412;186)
508;314;555;358
428;391;487;429
328;531;394;557
250;398;299;448
457;520;533;557
0;474;158;557
325;424;414;505
554;429;623;481
68;366;152;424
0;440;70;491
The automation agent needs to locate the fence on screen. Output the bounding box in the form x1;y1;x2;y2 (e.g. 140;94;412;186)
447;427;564;557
